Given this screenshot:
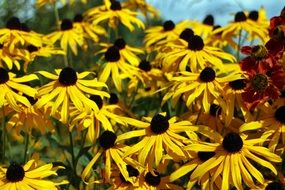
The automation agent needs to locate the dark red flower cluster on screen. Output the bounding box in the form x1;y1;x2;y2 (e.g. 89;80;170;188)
240;7;285;110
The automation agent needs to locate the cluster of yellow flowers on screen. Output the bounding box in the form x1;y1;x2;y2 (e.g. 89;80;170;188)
0;0;285;189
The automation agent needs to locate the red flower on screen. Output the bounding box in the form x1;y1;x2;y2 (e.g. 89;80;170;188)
241;64;285;110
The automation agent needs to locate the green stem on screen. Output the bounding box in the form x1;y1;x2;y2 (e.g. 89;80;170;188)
69;131;76;172
23;132;29;163
236;30;242;62
74;129;87;166
53;2;60;30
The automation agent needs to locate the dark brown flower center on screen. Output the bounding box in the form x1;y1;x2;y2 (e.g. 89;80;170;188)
265;181;285;190
203;15;214;25
198;151;215;161
145;171;161;186
73;14;84;22
61;19;73;31
105;46;120;62
222;132;243;153
179;28;194;42
248;10;259;21
109;93;119;104
234;12;247;22
119;165;139;183
188;35;204;51
139;60;152;72
0;68;9;84
89;95;103;109
27;45;39;53
199;67;216;82
251;74;268;91
114;38;126;49
6;163;25;182
150;114;169;134
6;17;22;30
99;131;117;149
163;20;175;31
58;67;77;86
209;104;222;116
274;106;285;124
110;0;122;10
251;45;268;60
229;79;247;90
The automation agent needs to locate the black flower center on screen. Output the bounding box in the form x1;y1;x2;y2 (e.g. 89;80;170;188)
105;46;120;62
139;60;152;72
114;38;126;49
234;12;247;22
251;45;268;60
90;95;103;109
274;106;285;124
58;67;77;86
109;93;119;104
229;79;247;90
0;44;3;49
209;104;222;116
27;45;39;53
203;15;214;25
99;131;117;149
6;17;22;30
179;28;194;42
265;181;285;190
251;74;268;91
248;10;259;21
0;68;9;84
163;20;175;31
6;163;25;182
199;67;216;82
110;0;122;10
188;35;204;51
60;19;73;31
24;95;38;105
222;132;243;153
150;114;169;134
198;151;215;162
119;165;139;183
145;171;161;186
73;14;83;22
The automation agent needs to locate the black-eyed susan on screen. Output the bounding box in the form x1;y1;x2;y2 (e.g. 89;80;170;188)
73;13;106;43
6;95;54;135
117;113;197;168
240;99;285;152
98;45;139;92
70;95;127;142
45;19;85;55
185;130;281;190
23;45;65;72
82;131;137;183
85;0;144;32
215;11;268;43
0;68;38;112
0;159;68;189
144;20;189;51
187;15;215;39
0;17;43;52
36;67;109;124
97;38;144;67
162;67;242;112
0;44;24;70
162;35;236;72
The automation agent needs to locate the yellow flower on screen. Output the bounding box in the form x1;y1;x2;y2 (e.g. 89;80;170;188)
45;19;85;55
0;159;68;189
0;44;24;70
0;17;43;53
185;130;281;190
0;68;38;112
117;113;197;168
124;0;160;19
186;15;215;39
36;67;109;124
82;131;137;183
85;0;145;31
